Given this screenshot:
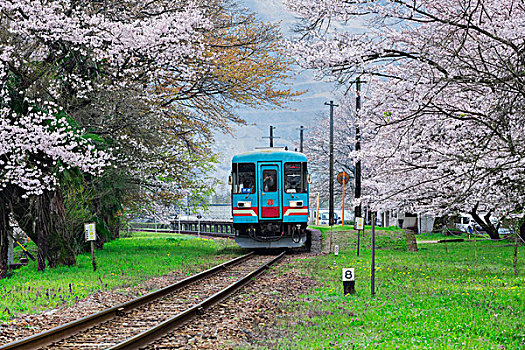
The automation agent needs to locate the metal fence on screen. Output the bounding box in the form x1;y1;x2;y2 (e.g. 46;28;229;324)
128;220;236;238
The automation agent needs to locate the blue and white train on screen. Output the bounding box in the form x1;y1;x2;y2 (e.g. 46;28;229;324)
229;148;310;248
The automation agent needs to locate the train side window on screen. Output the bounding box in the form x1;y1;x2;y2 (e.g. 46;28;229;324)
262;170;277;192
232;163;255;194
285;162;307;193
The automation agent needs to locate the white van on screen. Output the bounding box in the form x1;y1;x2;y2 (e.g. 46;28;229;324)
453;214;473;232
315;210;340;225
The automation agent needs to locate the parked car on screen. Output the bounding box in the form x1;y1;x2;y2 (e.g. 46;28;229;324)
472;222;483;231
498;227;512;236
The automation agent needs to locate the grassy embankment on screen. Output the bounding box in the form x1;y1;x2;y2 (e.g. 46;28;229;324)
278;226;524;349
0;232;242;322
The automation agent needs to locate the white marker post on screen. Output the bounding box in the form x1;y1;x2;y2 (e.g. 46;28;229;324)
84;223;97;271
197;214;202;239
342;268;355;295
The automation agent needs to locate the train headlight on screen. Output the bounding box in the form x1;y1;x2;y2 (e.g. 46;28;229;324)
290;201;303;208
237;201;252;208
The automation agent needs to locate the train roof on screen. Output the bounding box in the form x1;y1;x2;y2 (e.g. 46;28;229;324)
232;148;307;163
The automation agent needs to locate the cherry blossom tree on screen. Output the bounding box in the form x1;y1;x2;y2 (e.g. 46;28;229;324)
0;0;215;274
287;0;525;239
1;0;301;275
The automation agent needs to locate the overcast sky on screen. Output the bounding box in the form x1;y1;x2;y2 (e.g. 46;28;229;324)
211;0;338;182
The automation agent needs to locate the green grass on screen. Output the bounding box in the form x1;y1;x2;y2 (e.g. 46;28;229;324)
3;228;523;349
310;225;404;233
279;229;524;349
0;232;242;322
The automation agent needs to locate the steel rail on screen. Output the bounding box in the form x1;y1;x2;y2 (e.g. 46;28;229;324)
107;251;286;350
0;252;254;350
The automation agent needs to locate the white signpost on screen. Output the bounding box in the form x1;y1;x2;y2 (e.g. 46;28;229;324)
355;217;364;230
342;268;355;294
342;268;355;281
84;223;97;271
85;223;96;241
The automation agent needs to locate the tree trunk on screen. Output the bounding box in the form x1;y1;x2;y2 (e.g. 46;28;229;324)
9;188;78;270
35;195;49;272
110;215;120;240
49;190;76;266
0;200;10;279
405;229;418;252
95;221;106;250
469;203;500;240
519;221;525;243
514;232;519;276
113;216;120;239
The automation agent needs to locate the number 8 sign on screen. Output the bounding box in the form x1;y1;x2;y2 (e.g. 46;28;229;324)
342;268;355;282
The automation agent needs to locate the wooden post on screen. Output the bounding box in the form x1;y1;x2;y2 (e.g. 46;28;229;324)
371;212;376;295
344;281;355;295
91;241;96;272
85;223;97;271
316;193;320;225
474;230;477;261
514;231;518;276
357;230;360;257
329;226;333;253
355;216;364;257
342;178;345;227
7;233;13;266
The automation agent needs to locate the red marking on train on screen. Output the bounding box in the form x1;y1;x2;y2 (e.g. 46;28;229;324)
261;207;280;218
267;199;274;205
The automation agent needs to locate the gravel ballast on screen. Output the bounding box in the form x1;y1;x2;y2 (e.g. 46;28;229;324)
0;254;318;349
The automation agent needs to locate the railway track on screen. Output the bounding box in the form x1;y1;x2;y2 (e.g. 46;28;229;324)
1;252;285;350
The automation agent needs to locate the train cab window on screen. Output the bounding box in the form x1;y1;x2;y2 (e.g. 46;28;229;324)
232;163;255;194
262;170;277;192
285;162;307;193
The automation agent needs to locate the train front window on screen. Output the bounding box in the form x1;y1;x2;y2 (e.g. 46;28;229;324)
285;162;307;193
262;170;277;192
232;163;255;194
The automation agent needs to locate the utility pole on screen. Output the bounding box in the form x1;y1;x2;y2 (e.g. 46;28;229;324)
300;125;304;152
325;100;338;226
355;78;362;220
263;125;280;147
